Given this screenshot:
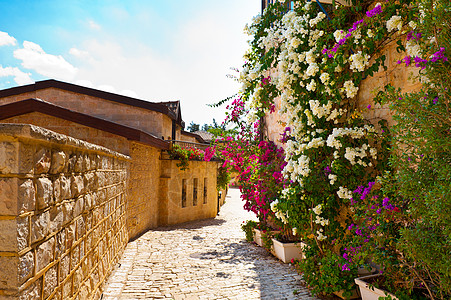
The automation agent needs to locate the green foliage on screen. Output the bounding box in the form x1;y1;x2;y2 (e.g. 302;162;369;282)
216;166;230;191
241;220;258;242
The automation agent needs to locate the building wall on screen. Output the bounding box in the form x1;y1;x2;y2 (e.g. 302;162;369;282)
0;123;129;300
1;113;130;155
0;88;174;139
159;160;219;226
127;142;161;238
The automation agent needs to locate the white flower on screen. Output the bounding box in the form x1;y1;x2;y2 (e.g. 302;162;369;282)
367;29;374;38
342;80;359;98
349;51;370;72
386;15;403;32
317;231;327;241
408;21;417;30
320;73;330;84
306;63;319;77
306;79;317;91
406;40;422;57
292;227;298;236
337;186;352;199
312;204;322;215
333;30;346;43
328;174;337;185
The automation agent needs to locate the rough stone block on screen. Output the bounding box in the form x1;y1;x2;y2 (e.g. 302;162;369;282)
62;201;74;226
0;141;18;174
68;155;77;173
60;175;70;200
66;223;75;249
19;179;36;214
71;175;84;198
0;177;18;215
53;177;62;203
55;230;66;259
73;197;84;218
71;246;80;273
18;276;41;300
60;254;70;282
75;155;83;173
49;205;63;234
31;211;49;244
62;276;72;299
36;177;53;210
43;265;57;299
0;256;18;289
76;217;86;240
50;151;66;174
0;219;17;252
19;251;34;284
36;237;55;273
17;216;29;251
34;148;51;174
84;193;92;211
18;143;34;174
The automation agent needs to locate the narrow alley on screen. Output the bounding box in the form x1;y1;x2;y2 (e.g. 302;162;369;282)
102;188;319;300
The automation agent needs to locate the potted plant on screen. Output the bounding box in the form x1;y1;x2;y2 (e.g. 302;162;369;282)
271;230;306;263
354;274;398;300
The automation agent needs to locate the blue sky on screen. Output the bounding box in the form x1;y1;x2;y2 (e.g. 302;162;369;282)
0;0;260;125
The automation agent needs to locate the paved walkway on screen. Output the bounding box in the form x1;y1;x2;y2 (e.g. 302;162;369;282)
102;188;319;300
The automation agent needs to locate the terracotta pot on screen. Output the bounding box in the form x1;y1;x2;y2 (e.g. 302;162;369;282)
271;238;305;263
354;274;398;300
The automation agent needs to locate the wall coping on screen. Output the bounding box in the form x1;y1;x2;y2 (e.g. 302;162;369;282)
0;123;131;161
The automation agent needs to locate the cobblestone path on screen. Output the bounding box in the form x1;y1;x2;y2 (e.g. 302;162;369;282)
102;188;319;300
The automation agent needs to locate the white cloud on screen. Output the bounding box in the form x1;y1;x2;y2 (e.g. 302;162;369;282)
88;20;101;30
14;41;78;81
97;84;116;93
69;47;90;59
0;65;33;85
74;79;94;88
0;31;17;46
120;89;138;98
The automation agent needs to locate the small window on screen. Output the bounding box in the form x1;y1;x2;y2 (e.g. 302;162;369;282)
203;178;207;204
193;178;198;206
182;179;187;207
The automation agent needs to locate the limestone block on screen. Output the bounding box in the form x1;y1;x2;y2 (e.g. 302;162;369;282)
84;172;98;191
34;148;51;174
60;254;70;282
0;219;17;252
75;155;83;173
0;141;18;174
62;276;72;299
84;193;92;211
71;246;80;274
97;171;106;188
53;177;62;203
17;216;29;251
73;197;84;218
19;251;34;284
49;205;63;234
82;154;90;172
68;155;77;173
43;265;57;299
66;223;75;249
71;175;84;198
79;281;90;300
0;256;18;290
62;201;74;226
0;177;18;215
18;277;41;300
76;217;86;240
60;175;70;200
50;151;66;174
36;177;53;210
31;211;49;244
36;237;55;273
18;179;36;214
55;230;66;259
18;143;34;174
79;240;85;260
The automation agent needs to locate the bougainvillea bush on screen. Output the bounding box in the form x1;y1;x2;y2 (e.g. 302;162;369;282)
225;0;450;298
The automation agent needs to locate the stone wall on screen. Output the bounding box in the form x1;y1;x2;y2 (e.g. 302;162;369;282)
127;142;161;238
0;123;129;299
159;160;219;226
0;88;173;140
264;39;423;145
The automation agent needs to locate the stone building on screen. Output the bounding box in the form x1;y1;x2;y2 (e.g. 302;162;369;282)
0;79;223;299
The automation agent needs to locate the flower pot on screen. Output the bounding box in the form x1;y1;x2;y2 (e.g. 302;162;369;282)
253;228;263;246
332;267;375;299
271;238;305;263
355;274;398;300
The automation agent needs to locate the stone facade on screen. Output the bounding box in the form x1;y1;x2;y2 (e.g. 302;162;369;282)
0;124;129;299
264;40;423;145
159;160;219;226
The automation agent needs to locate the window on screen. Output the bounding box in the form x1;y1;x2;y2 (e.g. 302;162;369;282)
193;178;198;206
182;179;187;207
203;178;207;204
